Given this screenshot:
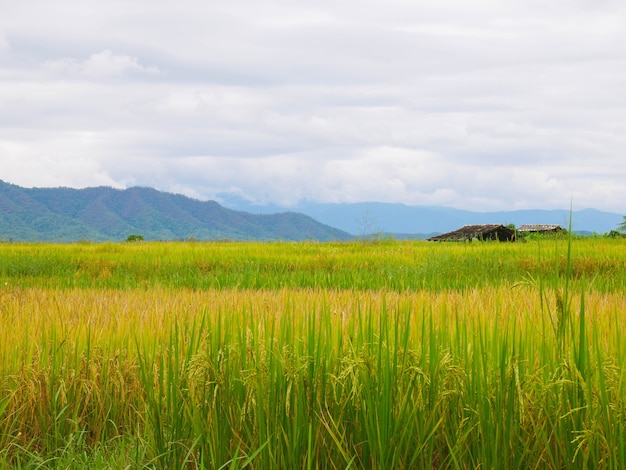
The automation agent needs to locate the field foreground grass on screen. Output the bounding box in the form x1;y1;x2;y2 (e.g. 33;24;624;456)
0;239;625;468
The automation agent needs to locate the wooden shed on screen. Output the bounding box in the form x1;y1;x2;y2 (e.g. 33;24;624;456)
517;224;563;233
428;224;515;242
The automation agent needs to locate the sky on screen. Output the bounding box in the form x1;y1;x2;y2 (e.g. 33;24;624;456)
1;0;626;212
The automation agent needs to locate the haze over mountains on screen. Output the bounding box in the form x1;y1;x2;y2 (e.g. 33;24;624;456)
0;180;622;242
221;197;624;236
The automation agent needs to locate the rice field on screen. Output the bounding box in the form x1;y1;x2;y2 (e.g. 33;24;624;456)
0;237;625;468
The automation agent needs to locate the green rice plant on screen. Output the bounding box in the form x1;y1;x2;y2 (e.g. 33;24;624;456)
1;238;625;292
0;238;625;468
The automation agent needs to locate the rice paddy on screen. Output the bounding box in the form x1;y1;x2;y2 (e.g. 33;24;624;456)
0;237;625;468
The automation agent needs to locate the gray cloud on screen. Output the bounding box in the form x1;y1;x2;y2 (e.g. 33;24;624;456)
1;0;626;212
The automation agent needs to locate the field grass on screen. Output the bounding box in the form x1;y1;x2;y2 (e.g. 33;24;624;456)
0;237;625;468
1;237;624;291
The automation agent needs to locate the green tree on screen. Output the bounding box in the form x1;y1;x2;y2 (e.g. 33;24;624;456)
618;216;626;233
126;234;144;242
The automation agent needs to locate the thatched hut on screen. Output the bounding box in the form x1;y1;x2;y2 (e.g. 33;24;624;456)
428;224;515;242
517;224;563;234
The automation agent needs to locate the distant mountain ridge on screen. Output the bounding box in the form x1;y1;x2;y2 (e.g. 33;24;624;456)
219;198;624;236
0;181;351;242
2;180;621;242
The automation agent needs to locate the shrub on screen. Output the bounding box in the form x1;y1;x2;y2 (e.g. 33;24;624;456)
126;234;144;242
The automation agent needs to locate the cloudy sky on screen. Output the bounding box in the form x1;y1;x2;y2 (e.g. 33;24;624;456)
2;0;626;212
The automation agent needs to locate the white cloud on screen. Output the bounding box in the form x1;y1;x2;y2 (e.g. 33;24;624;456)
43;50;160;78
1;0;626;213
0;32;8;54
1;150;120;189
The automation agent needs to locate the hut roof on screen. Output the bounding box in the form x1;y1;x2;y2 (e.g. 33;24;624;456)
428;224;515;242
517;224;563;232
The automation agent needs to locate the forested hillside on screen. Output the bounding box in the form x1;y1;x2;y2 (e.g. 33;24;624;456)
0;181;351;242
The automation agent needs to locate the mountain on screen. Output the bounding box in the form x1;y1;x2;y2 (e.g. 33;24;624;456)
2;180;621;242
0;181;352;242
219;198;624;236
